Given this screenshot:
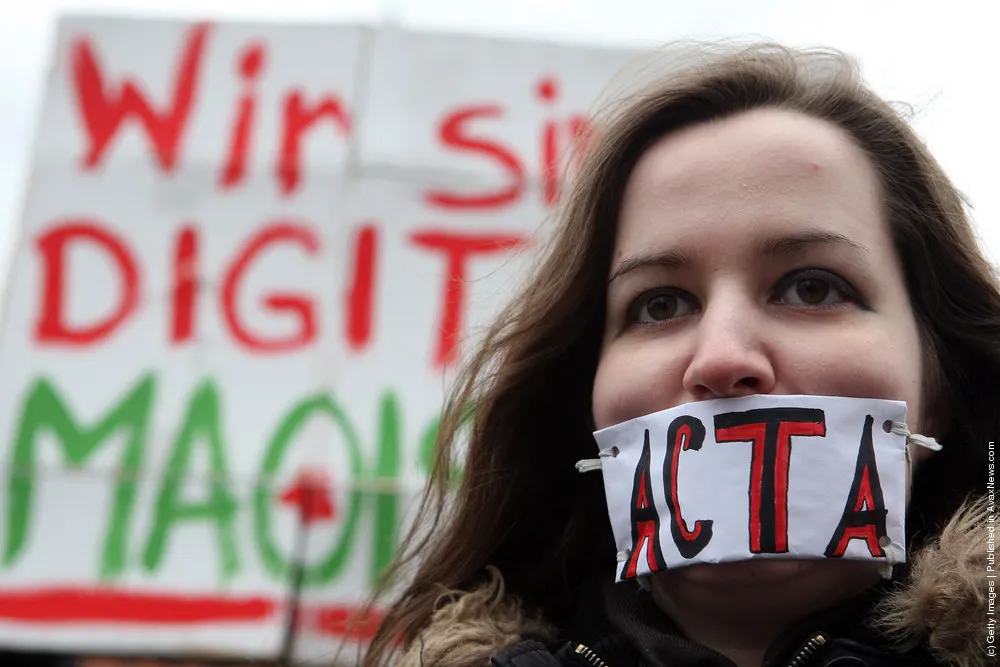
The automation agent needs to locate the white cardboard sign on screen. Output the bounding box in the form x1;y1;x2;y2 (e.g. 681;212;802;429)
592;395;909;582
0;15;639;663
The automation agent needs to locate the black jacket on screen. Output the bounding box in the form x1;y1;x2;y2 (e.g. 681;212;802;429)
492;580;937;667
492;566;940;667
401;498;990;667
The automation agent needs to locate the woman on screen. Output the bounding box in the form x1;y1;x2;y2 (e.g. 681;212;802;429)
364;42;995;667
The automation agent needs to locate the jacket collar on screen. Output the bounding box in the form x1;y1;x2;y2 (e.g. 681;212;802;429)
397;495;993;667
597;570;916;667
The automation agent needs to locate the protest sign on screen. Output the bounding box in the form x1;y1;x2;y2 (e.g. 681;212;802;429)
590;395;909;582
0;15;638;662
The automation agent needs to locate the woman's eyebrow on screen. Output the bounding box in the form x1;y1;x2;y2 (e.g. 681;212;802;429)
608;230;869;284
609;248;691;284
755;230;870;257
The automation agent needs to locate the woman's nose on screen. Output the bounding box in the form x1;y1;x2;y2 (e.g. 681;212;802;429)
682;301;776;401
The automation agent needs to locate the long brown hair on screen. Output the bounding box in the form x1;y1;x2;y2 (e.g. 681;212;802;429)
362;42;1000;665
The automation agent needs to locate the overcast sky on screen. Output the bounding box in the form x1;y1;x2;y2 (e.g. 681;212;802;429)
2;0;997;278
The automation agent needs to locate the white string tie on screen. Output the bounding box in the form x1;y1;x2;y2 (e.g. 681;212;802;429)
575;447;619;473
889;421;942;452
879;535;906;579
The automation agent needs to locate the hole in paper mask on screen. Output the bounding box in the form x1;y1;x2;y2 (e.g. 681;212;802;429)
882;419;892;434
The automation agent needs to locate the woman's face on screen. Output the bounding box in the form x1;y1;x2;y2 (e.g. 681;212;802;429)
591;108;925;621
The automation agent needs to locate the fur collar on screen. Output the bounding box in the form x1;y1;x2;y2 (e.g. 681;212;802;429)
398;495;994;667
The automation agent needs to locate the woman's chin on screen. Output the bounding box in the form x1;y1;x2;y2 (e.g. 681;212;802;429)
668;559;822;587
654;559;883;603
650;560;884;633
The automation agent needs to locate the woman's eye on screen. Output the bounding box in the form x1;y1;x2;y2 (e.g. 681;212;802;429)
773;270;861;308
627;289;698;324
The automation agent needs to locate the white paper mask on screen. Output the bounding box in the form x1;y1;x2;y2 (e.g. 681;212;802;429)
584;395;936;583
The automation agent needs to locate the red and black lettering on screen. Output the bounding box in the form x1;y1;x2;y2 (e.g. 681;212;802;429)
714;408;826;553
825;415;888;558
621;430;668;579
663;415;713;558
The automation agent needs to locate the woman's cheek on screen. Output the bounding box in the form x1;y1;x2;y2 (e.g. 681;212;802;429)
781;328;920;401
592;341;687;429
592;346;644;430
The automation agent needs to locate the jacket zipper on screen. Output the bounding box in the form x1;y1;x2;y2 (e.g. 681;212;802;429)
573;643;610;667
572;631;829;667
784;632;830;667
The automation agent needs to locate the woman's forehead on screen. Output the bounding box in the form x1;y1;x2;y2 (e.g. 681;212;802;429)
625;108;868;189
614;108;888;262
